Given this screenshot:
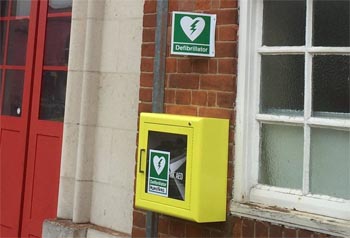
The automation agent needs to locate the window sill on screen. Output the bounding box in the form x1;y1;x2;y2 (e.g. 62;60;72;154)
230;201;350;237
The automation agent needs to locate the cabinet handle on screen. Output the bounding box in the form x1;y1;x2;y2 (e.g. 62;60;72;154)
139;149;145;173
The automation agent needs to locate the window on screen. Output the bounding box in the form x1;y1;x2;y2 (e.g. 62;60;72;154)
234;0;350;228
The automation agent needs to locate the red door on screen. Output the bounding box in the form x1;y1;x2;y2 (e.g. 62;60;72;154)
0;1;71;237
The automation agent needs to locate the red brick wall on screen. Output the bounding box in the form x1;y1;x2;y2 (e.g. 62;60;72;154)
134;0;331;237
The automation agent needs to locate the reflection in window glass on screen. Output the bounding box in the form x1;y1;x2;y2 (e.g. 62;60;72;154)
2;70;24;117
1;0;8;17
11;0;31;16
48;0;72;13
7;20;29;65
39;71;67;121
313;0;350;47
259;124;304;189
262;0;306;46
310;128;350;199
260;55;304;116
44;17;71;66
312;55;350;118
0;21;6;64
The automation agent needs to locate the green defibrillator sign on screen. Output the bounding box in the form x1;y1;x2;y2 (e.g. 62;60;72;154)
147;149;170;197
171;11;216;57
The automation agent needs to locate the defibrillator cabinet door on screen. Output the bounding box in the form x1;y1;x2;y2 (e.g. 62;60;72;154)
138;123;193;210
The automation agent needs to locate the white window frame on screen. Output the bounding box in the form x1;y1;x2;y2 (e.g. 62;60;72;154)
233;0;350;236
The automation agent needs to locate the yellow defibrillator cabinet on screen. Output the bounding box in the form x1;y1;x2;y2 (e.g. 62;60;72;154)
135;113;229;222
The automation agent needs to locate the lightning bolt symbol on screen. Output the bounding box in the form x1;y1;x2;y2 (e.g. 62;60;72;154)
158;160;162;169
190;20;199;35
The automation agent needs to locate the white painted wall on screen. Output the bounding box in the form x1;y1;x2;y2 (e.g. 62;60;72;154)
57;0;143;234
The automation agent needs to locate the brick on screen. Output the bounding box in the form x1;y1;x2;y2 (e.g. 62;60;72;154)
169;0;179;12
178;0;195;11
283;227;297;238
270;224;283;238
158;233;169;238
218;58;236;74
192;59;209;73
141;58;154;72
167;26;172;46
255;221;269;238
203;221;226;231
178;58;193;73
176;90;191;105
140;73;153;87
228;144;234;161
158;216;170;235
232;216;242;238
132;227;146;237
165;89;176;104
208;92;216;106
139;88;152;102
192;91;207;106
200;75;235;92
143;0;157;13
141;43;155;57
212;0;220;9
314;233;330;238
195;0;211;10
298;229;314;238
226;178;233;195
242;219;254;238
216;42;237;57
209;59;218;73
186;224;210;237
143;13;157;27
221;0;238;9
166;58;177;73
217;92;235;108
227;161;233;178
169;74;199;89
138;102;152;113
228;127;234;144
198;107;232;120
169;219;186;237
218;25;238;41
210;230;225;237
166;105;197;116
210;9;238;25
133;211;146;228
142;27;155;42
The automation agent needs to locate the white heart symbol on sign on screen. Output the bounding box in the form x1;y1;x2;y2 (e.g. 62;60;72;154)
153;156;166;175
180;16;205;42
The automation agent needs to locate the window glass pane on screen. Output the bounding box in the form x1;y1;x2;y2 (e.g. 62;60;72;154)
7;19;29;65
2;70;24;117
262;0;306;46
1;0;8;17
312;55;350;118
11;0;31;16
48;0;72;13
44;17;71;66
260;55;304;116
259;124;304;189
310;128;350;199
313;0;350;47
39;71;67;121
0;21;6;64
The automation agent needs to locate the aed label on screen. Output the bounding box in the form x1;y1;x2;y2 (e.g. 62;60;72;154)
171;11;216;57
147;149;170;197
